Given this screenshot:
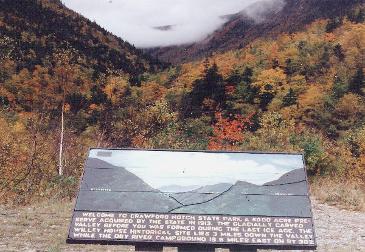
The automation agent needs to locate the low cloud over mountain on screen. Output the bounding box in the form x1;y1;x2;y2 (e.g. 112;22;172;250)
62;0;285;47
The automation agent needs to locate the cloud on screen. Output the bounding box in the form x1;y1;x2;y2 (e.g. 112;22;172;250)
244;0;285;22
62;0;285;48
89;150;303;188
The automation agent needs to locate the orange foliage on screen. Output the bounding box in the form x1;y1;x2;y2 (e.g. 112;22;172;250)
140;81;167;105
208;112;254;151
88;103;98;111
103;76;129;105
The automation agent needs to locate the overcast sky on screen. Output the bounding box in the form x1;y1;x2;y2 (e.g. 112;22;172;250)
62;0;285;48
89;149;304;189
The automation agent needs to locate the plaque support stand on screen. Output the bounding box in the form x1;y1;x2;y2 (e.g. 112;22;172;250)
176;246;257;252
133;245;258;252
135;244;163;252
229;247;257;252
177;245;215;252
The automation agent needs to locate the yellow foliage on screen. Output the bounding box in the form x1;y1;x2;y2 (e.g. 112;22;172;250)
253;68;287;94
139;81;167;105
338;22;365;69
64;103;71;113
13;121;25;133
335;94;364;117
210;51;239;77
289;75;307;87
103;76;129;104
245;112;298;152
174;62;205;89
298;85;326;109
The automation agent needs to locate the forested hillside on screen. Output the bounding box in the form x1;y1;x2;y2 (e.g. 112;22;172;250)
0;0;364;207
0;0;165;203
0;0;165;78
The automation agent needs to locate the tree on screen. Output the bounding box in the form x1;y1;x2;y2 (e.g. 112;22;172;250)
282;88;298;107
272;58;280;69
185;63;225;117
332;76;347;99
208;112;253;150
204;63;225;104
349;68;365;95
259;90;275;111
226;69;241;86
245;112;297;152
253;68;287;94
237;67;257;104
53;50;89;176
253;68;287;110
0;36;16;84
326;17;342;33
242;67;253;84
103;75;130;106
333;44;345;62
319;46;331;71
284;58;298;76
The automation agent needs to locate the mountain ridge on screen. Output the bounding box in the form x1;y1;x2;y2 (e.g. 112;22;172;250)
146;0;363;64
0;0;166;79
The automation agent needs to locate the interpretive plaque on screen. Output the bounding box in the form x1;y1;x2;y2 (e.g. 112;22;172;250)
67;149;317;250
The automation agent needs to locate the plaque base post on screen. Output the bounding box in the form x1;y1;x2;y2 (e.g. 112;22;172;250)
135;244;163;252
229;247;257;252
177;245;215;252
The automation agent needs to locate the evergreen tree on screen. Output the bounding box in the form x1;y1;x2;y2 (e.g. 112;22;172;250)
185;63;225;117
319;46;331;70
259;85;275;111
226;69;241;85
282;88;298;107
242;67;253;84
332;76;347;99
272;58;280;69
333;44;345;62
349;68;365;95
326;17;343;33
284;58;297;75
233;67;257;104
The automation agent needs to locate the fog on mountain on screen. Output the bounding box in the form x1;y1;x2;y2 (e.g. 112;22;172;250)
62;0;286;47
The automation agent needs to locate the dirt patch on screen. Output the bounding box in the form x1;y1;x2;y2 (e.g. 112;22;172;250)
0;199;364;252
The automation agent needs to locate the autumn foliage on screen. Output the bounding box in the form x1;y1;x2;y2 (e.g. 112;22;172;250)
208;113;254;151
1;1;365;205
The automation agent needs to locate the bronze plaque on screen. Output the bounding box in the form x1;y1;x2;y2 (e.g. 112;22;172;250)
67;149;316;250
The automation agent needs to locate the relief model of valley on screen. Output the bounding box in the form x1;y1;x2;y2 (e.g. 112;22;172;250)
76;158;311;218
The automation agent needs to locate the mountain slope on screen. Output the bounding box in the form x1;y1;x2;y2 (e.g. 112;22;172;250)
169;183;233;205
82;158;156;192
171;169;311;216
158;184;201;192
76;158;181;212
0;0;165;78
147;0;363;64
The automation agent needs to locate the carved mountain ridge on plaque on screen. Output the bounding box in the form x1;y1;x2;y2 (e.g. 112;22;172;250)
81;158;157;192
264;167;307;185
76;158;311;217
170;169;311;216
158;185;202;193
